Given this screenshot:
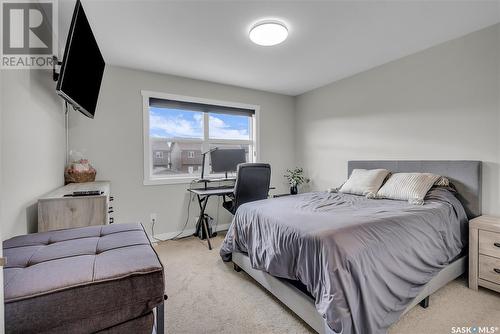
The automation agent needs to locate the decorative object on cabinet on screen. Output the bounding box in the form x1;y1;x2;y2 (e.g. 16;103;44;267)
64;150;97;184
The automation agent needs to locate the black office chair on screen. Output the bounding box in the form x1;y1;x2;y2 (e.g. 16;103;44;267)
223;163;271;214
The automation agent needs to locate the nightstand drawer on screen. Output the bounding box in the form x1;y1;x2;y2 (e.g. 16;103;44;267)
479;254;500;285
479;230;500;258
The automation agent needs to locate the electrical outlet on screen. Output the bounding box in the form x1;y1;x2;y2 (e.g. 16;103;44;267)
150;213;157;222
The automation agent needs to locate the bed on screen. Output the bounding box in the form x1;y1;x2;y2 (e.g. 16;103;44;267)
220;160;482;334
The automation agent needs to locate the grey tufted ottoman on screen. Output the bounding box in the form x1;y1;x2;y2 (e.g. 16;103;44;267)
3;223;165;334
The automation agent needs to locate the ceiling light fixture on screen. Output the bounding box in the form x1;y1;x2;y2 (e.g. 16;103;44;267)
249;20;288;46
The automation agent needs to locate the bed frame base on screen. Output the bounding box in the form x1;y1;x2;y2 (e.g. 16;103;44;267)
419;296;429;309
232;252;466;334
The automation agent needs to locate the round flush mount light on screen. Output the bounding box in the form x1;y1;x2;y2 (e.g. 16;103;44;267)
249;20;288;46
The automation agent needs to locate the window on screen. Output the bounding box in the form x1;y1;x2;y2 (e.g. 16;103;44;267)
142;91;259;184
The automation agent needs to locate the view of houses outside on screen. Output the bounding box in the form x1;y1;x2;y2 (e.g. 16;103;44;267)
150;106;253;176
151;138;203;175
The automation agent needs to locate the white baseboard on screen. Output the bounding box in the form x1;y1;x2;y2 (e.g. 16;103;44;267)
150;223;231;241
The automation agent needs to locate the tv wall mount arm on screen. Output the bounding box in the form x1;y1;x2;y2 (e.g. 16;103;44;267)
52;56;62;82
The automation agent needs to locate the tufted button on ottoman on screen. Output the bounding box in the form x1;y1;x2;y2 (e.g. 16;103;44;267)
3;223;165;334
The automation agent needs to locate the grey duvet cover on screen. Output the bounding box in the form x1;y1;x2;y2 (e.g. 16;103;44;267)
220;188;468;334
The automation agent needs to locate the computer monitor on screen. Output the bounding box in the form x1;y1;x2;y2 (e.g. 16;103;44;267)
210;148;246;176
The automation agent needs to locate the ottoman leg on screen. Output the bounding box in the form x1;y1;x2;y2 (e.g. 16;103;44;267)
156;301;165;333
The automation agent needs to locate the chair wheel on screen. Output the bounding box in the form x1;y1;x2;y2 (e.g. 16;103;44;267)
233;263;242;272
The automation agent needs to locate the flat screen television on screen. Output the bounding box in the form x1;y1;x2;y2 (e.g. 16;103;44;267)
56;0;104;119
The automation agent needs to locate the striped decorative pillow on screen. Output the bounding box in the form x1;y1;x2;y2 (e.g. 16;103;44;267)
376;172;441;205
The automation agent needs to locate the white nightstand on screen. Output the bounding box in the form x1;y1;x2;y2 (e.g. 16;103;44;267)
469;215;500;293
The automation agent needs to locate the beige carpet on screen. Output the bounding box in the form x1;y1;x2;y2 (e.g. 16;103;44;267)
155;234;500;334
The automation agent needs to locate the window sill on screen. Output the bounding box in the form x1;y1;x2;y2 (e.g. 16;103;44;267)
143;177;198;186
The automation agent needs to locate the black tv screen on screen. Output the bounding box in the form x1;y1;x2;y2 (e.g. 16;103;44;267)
56;0;104;118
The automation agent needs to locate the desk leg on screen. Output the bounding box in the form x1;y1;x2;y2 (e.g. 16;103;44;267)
194;195;204;237
194;195;212;250
202;215;212;250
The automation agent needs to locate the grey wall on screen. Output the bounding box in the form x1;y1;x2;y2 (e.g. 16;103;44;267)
69;66;295;236
296;24;500;215
0;70;66;239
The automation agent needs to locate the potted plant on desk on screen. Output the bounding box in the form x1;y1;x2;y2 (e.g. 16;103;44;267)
284;168;310;195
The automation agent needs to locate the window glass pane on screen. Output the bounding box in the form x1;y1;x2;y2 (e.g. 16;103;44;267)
151;138;203;176
146;96;257;181
208;143;252;174
208;113;251;140
149;107;203;139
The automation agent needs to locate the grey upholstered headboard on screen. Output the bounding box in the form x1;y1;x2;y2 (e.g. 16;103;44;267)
348;160;482;219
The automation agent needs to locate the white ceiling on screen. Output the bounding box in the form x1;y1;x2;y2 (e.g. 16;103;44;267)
60;0;500;96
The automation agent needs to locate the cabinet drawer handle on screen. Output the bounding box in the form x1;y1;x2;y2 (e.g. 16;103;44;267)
494;242;500;248
494;268;500;274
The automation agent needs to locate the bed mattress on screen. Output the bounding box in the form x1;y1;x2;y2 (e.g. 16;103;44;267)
220;188;468;334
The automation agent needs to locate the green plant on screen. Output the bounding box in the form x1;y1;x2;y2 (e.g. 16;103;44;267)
284;168;310;187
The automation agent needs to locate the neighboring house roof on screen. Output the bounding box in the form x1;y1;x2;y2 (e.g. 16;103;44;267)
151;137;172;151
172;142;202;151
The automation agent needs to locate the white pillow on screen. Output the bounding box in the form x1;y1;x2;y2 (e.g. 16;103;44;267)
376;172;441;205
338;169;390;197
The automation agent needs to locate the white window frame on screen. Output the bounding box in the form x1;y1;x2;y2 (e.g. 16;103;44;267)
142;90;260;185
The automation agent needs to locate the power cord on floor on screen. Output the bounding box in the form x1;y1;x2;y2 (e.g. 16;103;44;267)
151;217;162;242
149;179;196;242
170;179;197;240
150;179;225;242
